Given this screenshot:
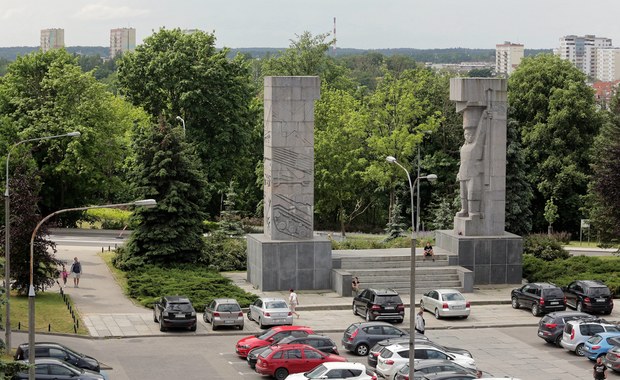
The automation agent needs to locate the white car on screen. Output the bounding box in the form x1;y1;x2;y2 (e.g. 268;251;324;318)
377;344;476;379
285;362;377;380
248;297;293;328
420;289;470;319
560;320;619;356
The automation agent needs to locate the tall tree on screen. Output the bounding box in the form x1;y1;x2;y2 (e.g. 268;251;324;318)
509;54;602;233
116;119;208;269
504;119;533;236
117;28;260;217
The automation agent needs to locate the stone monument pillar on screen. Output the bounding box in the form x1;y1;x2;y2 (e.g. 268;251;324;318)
435;78;522;285
247;76;332;291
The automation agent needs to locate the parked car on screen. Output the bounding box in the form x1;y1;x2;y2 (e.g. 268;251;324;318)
537;311;599;347
368;337;471;369
255;343;347;380
417;373;477;380
353;288;405;323
152;295;197;332
420;289;471;319
203;298;244;330
399;359;477;379
14;342;100;372
413;344;476;370
561;320;619;356
284;362;378;380
248;297;294;328
342;322;408;356
563;280;614;314
13;358;105;380
603;344;620;372
247;334;338;369
510;282;566;316
236;326;314;358
583;333;620;361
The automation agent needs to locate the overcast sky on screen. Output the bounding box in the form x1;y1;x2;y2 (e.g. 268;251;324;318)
2;0;620;49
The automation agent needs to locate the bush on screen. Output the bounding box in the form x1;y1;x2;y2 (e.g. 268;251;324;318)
524;234;570;261
549;231;572;244
124;264;258;310
201;232;247;271
84;208;134;229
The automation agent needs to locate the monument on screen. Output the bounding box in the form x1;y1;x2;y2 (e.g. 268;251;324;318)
435;78;522;285
246;76;332;291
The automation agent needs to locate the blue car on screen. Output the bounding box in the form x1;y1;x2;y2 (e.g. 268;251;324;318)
584;332;620;360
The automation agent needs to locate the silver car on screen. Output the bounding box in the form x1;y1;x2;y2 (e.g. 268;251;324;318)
203;298;244;330
248;297;293;328
420;289;471;319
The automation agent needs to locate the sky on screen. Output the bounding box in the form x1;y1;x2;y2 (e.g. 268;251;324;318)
2;0;620;49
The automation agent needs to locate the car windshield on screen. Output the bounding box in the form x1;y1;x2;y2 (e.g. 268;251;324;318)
588;335;603;344
607;326;620;332
376;295;401;303
217;303;241;312
266;301;288;309
259;348;274;358
168;302;193;312
543;288;564;298
589;287;611;297
305;364;327;378
257;330;275;340
442;292;465;301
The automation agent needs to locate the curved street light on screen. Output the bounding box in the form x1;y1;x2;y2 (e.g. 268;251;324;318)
4;131;80;350
386;155;436;380
175;116;186;136
27;199;156;380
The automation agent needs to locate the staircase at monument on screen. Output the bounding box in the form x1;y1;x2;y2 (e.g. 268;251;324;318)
332;249;466;295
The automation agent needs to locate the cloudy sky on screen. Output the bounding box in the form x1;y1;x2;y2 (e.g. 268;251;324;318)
2;0;620;49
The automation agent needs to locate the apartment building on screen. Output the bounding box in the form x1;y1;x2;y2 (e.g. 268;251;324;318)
496;41;524;76
110;28;136;58
596;47;620;82
556;35;612;78
40;28;65;52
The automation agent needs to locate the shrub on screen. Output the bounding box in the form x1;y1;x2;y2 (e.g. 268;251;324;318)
549;231;572;244
84;208;134;229
524;234;569;261
201;232;247;271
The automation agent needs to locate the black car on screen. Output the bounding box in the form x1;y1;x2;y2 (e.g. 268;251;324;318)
563;280;614;314
14;358;104;380
511;282;566;316
153;295;197;331
342;321;409;356
353;288;405;323
246;334;338;368
367;337;472;368
537;311;599;347
14;342;100;372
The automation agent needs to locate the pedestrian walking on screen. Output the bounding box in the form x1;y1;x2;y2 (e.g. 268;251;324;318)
61;265;68;287
289;289;300;319
415;307;425;334
352;276;360;296
593;356;607;380
70;257;82;288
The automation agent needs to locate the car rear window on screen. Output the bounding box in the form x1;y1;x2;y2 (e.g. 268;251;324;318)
542;288;564;298
217;303;241;312
168;302;194;312
606;326;619;332
376;295;402;303
379;348;394;358
442;293;465;301
588;287;611;297
540;315;555;324
267;301;288;309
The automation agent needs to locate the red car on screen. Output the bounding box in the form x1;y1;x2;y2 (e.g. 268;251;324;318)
255;343;347;380
235;326;314;358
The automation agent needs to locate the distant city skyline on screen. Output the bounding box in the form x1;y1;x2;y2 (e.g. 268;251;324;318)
1;0;620;49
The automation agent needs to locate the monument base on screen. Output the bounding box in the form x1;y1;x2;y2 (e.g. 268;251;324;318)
247;234;332;291
435;230;522;285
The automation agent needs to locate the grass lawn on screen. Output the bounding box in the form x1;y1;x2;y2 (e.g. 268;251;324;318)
100;251;128;293
9;292;88;335
564;240;606;248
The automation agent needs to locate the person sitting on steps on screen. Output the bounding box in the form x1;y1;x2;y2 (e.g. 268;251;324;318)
423;241;435;262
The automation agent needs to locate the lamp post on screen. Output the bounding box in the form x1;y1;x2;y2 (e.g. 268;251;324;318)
175;116;186;136
386;155;436;380
4;131;80;350
27;199;156;380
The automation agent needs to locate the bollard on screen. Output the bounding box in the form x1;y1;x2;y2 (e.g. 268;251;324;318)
76;320;79;328
74;325;77;333
102;247;104;253
108;246;111;251
48;324;51;332
18;322;20;330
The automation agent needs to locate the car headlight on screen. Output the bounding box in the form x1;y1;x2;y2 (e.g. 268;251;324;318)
239;344;250;349
191;311;196;317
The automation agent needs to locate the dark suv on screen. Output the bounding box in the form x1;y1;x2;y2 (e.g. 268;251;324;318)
342;321;408;356
14;342;100;372
511;282;566;316
563;280;614;314
353;288;405;323
153;295;197;331
537;311;599;347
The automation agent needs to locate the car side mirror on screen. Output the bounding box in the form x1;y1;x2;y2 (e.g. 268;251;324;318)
267;337;274;342
561;286;567;291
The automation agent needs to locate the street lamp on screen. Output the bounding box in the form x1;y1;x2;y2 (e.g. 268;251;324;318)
175;116;186;136
386;155;436;380
4;131;80;350
27;199;156;380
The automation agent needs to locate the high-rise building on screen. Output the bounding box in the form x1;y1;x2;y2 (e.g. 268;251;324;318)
40;28;65;52
495;41;524;76
596;47;620;82
556;35;612;78
110;28;136;58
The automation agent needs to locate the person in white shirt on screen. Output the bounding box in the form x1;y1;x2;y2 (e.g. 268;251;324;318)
289;289;300;319
415;307;425;334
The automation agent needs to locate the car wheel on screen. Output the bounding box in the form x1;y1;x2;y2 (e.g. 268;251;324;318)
159;314;167;332
203;313;208;323
576;343;585;356
355;343;369;356
211;319;217;331
531;304;540;316
153;310;158;323
259;317;265;329
274;367;289;380
554;335;563;347
604;310;612;315
352;303;357;316
238;324;244;330
365;310;372;322
576;302;583;312
511;297;520;309
461;315;468;319
434;308;441;319
190;324;197;332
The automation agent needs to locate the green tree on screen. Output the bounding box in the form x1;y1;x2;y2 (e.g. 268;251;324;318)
384;198;407;241
509;54;601;233
116;119;208;269
117;28;260;217
504;119;533;236
218;181;245;237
